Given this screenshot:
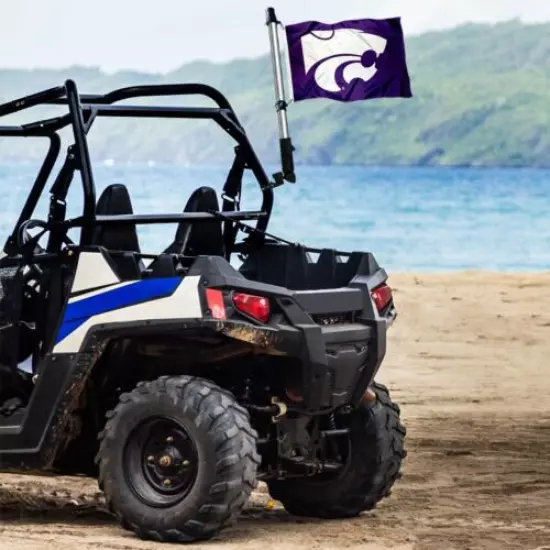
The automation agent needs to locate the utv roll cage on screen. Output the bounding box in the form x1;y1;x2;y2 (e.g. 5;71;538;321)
0;79;275;261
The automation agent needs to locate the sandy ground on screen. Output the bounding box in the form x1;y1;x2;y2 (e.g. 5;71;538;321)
0;271;549;550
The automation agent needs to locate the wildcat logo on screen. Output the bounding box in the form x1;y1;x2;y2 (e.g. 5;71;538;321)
301;29;388;93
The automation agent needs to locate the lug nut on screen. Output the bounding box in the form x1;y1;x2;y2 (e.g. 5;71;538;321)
159;455;172;467
182;460;190;467
166;436;174;443
163;479;172;487
147;455;155;464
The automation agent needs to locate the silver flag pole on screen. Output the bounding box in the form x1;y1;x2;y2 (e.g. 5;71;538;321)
266;6;296;184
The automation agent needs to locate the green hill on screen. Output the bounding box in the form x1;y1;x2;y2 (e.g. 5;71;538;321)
1;19;550;168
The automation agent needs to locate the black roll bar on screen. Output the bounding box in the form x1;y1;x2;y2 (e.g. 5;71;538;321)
48;82;235;111
0;79;276;252
65;79;97;245
71;211;268;227
0;86;66;118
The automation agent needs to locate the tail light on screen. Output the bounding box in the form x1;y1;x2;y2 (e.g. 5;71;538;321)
205;288;226;320
371;283;393;312
232;292;271;323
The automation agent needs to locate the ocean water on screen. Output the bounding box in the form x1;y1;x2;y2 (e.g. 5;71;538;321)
0;162;548;272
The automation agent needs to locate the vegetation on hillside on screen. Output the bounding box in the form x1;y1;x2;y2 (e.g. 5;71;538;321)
1;20;549;167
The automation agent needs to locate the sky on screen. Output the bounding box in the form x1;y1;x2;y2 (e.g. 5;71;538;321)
1;0;549;73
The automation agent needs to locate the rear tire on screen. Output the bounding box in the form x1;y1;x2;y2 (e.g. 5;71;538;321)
96;375;260;542
267;382;406;518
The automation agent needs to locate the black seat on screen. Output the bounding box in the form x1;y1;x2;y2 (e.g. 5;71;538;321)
149;187;224;273
170;186;224;257
92;183;143;280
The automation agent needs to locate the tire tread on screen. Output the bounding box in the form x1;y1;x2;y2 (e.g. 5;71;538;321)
268;381;406;518
96;375;260;542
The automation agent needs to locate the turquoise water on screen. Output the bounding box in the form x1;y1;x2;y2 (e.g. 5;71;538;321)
0;163;548;272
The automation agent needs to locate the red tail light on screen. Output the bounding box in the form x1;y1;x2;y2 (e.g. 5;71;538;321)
232;292;271;323
371;284;393;312
205;288;226;320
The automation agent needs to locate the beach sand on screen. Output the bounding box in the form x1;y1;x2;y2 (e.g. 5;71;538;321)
0;272;549;549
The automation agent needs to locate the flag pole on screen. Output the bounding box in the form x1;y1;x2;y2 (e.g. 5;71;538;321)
266;6;296;184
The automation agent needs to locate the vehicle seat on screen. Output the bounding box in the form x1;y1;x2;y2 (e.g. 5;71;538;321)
92;183;143;280
149;186;224;273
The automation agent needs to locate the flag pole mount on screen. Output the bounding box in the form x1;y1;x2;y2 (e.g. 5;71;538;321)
266;6;296;185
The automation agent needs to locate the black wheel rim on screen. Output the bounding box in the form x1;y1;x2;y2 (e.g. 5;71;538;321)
123;416;199;508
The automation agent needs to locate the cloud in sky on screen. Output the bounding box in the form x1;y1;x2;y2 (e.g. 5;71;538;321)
0;0;549;72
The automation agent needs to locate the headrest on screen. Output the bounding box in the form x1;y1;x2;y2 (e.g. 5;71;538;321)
96;183;134;216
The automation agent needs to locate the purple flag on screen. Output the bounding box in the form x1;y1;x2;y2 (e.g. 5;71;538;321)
284;17;412;102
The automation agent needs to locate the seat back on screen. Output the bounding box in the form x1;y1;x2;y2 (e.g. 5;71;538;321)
164;186;224;258
93;183;140;252
92;184;142;280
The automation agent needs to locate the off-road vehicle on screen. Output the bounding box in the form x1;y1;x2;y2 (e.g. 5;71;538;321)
0;79;406;542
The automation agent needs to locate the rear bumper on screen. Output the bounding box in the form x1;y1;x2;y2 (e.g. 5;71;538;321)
188;255;394;413
199;315;386;413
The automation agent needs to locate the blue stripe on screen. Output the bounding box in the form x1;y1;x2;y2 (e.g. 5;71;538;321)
56;318;87;344
55;277;183;345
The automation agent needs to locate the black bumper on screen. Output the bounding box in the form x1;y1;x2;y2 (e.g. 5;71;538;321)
189;255;394;413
